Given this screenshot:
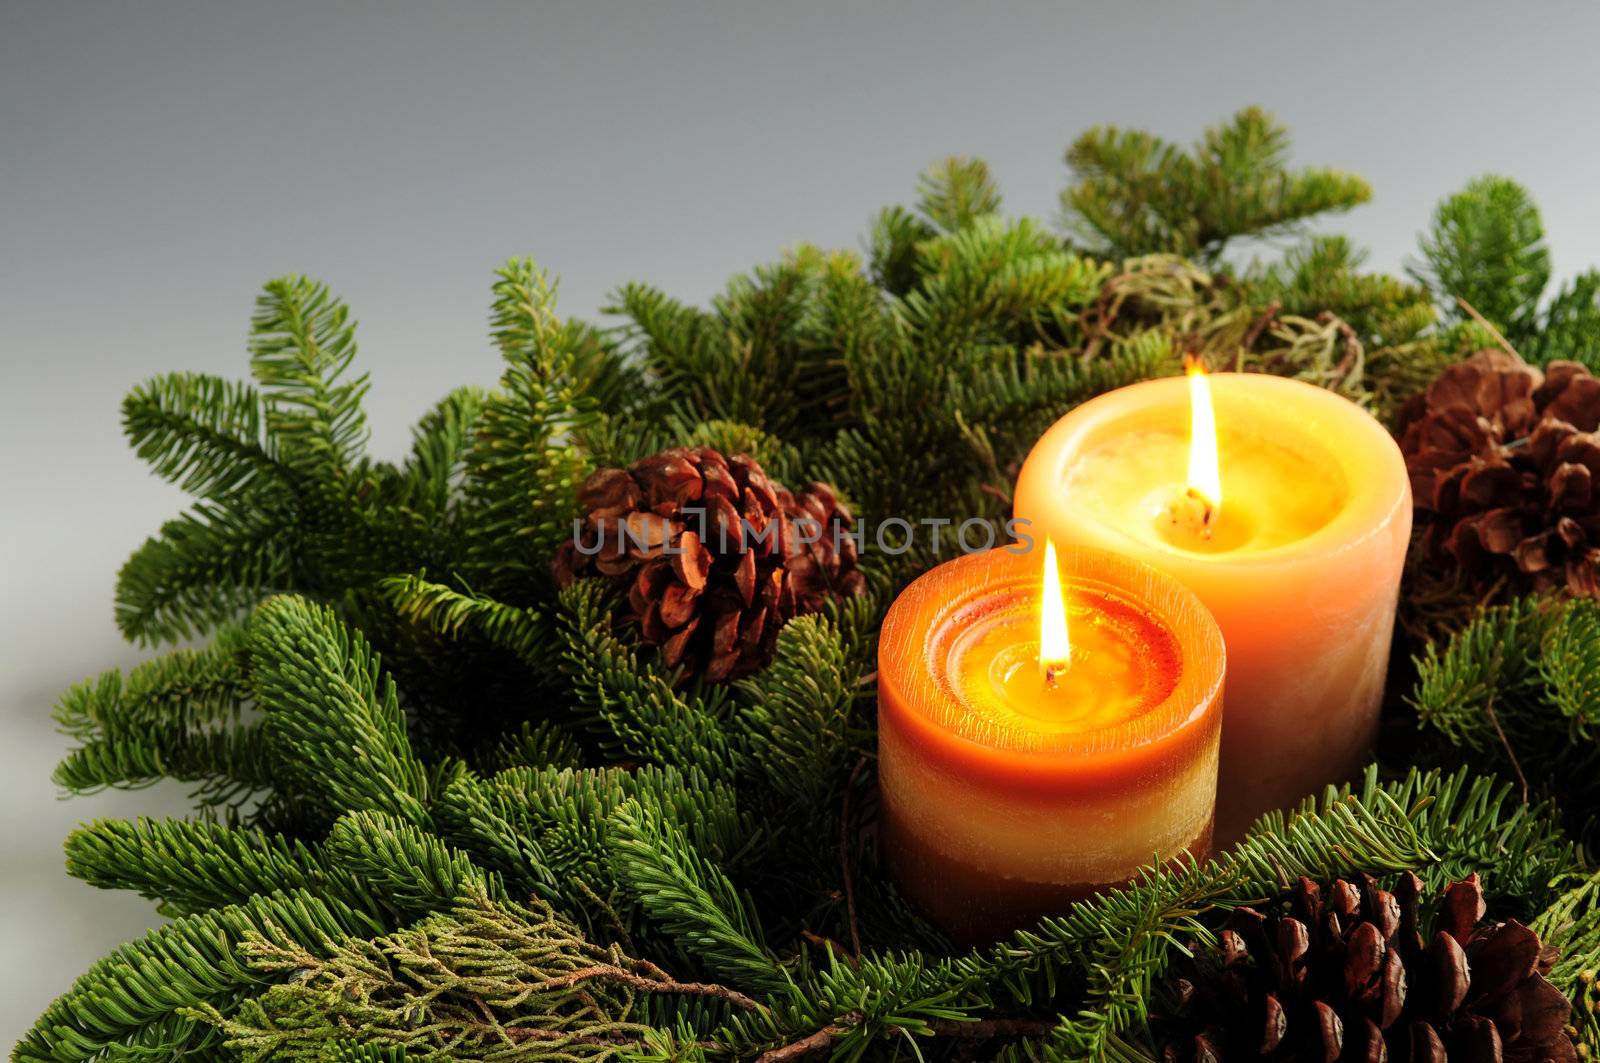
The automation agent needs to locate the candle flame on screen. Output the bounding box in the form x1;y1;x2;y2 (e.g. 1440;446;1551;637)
1185;356;1221;521
1039;539;1070;683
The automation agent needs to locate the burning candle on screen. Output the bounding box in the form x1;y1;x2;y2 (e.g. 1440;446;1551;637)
1013;367;1410;844
877;543;1224;944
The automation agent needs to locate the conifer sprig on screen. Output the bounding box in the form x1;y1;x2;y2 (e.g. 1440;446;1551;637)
1063;106;1372;263
251;595;431;828
247;277;371;478
1410;595;1600;846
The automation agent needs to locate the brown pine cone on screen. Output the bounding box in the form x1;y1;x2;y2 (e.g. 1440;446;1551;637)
552;447;866;683
1399;349;1600;597
1159;873;1577;1063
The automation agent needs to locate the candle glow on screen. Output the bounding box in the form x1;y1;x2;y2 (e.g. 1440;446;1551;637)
1185;358;1221;523
1038;539;1070;683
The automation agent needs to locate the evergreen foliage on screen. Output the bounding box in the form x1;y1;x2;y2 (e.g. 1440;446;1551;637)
1411;174;1600;366
1062;107;1371;263
23;107;1600;1061
63;817;340;918
1409;595;1600;847
251;596;431;829
1411;175;1552;344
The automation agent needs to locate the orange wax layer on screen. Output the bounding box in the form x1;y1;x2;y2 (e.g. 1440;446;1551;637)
877;547;1224;940
1013;373;1411;844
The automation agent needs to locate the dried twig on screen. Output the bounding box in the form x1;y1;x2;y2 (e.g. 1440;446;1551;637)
756;1014;1059;1062
1078;269;1139;362
840;755;867;958
1482;692;1530;804
1455;295;1522;360
800;929;859;968
927;1017;1061;1039
524;962;766;1012
757;1022;852;1062
978;480;1014;507
1240;300;1281;353
1317;310;1363;380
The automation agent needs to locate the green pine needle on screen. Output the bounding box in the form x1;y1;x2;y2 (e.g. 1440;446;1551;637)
250;595;431;827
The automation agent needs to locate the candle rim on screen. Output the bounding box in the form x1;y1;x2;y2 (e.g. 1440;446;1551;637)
1019;372;1411;568
878;544;1225;759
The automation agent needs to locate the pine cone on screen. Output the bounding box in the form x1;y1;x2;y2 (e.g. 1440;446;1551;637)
1160;873;1577;1063
1399;350;1600;597
552;447;866;683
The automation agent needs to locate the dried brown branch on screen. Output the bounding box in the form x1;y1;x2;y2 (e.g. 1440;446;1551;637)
840;755;868;957
1455;295;1522;360
1241;300;1281;352
755;1013;1059;1062
927;1017;1061;1038
757;1019;855;1062
524;962;767;1013
1482;692;1530;804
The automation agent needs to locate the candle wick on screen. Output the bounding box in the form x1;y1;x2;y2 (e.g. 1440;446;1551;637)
1043;663;1059;687
1185;487;1214;540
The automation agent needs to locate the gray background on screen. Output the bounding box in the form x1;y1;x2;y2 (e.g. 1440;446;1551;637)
3;0;1598;1045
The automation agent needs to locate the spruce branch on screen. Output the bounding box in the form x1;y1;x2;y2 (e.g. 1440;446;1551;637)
50;624;280;815
899;215;1109;354
64;817;342;917
612;248;863;439
382;572;552;671
1530;268;1600;368
54;621;252;742
326;809;506;920
1537;596;1600;747
436;764;760;943
722;950;981;1062
1410;174;1551;344
733;614;861;812
866;204;935;296
435;771;563;903
1409;595;1600;846
393;384;487;517
251;594;431;827
122;371;284;499
610;797;787;995
53;722;281;820
249;275;370;478
1409;596;1556;755
483;719;586;774
1246;234;1438;349
916;155;1002;232
463;258;607;585
557;580;738;776
1063;107;1371;262
15;890;380;1063
115;497;295;644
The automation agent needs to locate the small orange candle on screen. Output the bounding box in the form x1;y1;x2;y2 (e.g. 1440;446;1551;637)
1014;370;1410;844
877;544;1224;944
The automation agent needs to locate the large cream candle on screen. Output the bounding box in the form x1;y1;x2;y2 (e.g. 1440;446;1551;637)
1013;371;1410;844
